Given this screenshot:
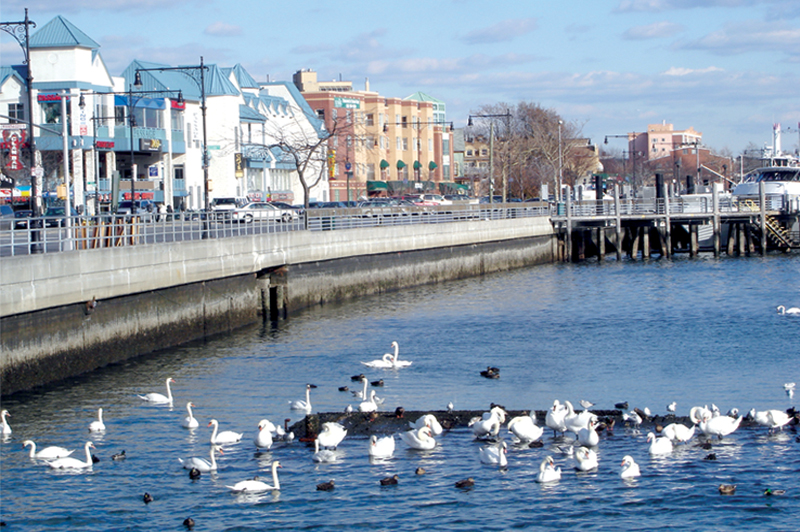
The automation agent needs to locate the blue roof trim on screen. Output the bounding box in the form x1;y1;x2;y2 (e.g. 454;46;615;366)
239;104;266;122
30;16;100;50
231;64;259;89
121;60;239;101
114;95;167;110
262;81;326;138
31;81;114;92
0;67;25;87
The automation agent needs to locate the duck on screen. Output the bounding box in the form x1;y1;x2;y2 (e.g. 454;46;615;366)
137;377;176;405
698;413;742;439
368;434;395;459
575;447;598;472
143;493;153;504
480;366;500;379
776;305;800;315
88;408;106;432
181;402;199;429
536;456;561;483
226;461;282;492
316;479;335;491
179;446;222;472
371;379;384;387
317;422;347;449
111;450;126;461
23;440;74;460
647;431;673;455
312;438;337;463
290;384;317;411
46;441;95;470
359;390;378;413
410;414;444;436
764;488;786;496
576;419;600;447
254;420;274;450
469;405;507;439
619;455;641;479
455;477;475;489
183;517;195;529
207;419;242;445
479;441;508;469
718;484;736;495
662;423;695;443
400;426;436;450
380;474;399;486
188;467;201;479
1;409;11;435
507;412;544;443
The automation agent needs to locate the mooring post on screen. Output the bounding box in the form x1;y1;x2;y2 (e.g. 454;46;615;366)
614;185;622;261
565;186;573;262
630;227;639;259
759;181;767;255
598;227;606;261
690;225;698;257
663;182;671;258
712;185;721;258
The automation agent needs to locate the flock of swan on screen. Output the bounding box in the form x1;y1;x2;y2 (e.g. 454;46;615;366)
2;338;796;496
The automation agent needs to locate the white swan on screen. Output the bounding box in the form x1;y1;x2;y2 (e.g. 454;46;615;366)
289;384;316;411
386;341;411;368
410;414;444;436
479;441;508;468
361;353;395;369
1;409;11;435
182;402;199;429
507;412;544;443
23;440;74;460
689;405;713;425
138;377;175;405
565;402;596;435
662;423;695;443
208;419;243;445
179;445;222;472
368;434;395;459
620;455;641;479
89;408;106;432
647;431;673;455
47;441;94;469
226;461;281;492
575;447;598;472
359;390;378;413
536;456;561;483
576;419;600;447
317;422;347;449
469;406;507;439
698;413;742;439
750;409;791;431
312;438;337;463
400;426;436;450
254;419;274;450
545;400;569;435
777;305;800;315
351;376;369;399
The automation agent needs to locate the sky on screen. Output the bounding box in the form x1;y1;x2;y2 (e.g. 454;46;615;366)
2;0;799;155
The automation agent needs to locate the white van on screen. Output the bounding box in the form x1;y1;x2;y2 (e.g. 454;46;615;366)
210;197;248;211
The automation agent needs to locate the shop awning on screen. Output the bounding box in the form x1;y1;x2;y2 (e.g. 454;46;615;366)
379;159;390;169
413;160;422;170
114;95;166;110
428;161;438;170
366;180;388;191
396;160;406;169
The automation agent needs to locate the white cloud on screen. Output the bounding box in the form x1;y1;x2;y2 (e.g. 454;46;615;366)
623;21;684;40
662;66;724;75
681;20;800;58
461;18;538;45
204;22;242;37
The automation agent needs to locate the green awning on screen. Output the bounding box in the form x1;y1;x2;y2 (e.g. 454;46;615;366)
428;161;438;170
366;180;388;191
413;160;422;170
379;159;390;169
396;160;406;169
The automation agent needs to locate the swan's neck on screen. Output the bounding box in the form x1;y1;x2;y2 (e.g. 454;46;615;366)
315;439;320;453
26;442;36;457
97;409;103;423
362;379;368;397
210;447;217;468
187;404;194;418
272;463;280;490
84;443;93;465
305;387;311;405
165;380;173;401
392;343;399;361
210;422;218;442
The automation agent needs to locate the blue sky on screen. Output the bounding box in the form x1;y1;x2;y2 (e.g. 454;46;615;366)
2;0;799;154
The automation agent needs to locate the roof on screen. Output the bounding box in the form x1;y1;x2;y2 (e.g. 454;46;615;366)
404;91;444;104
261;81;326;138
0;67;25;87
230;64;259;89
239;104;266;123
30;16;100;50
122;60;239;100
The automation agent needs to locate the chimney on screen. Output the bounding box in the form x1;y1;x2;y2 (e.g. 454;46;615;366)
365;78;370;92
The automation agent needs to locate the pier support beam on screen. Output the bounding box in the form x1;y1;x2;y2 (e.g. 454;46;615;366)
597;227;606;261
614;186;622;261
712;186;721;258
759;182;767;256
690;225;698;257
642;227;650;259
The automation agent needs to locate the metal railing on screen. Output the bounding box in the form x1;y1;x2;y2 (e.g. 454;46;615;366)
558;194;788;218
0;202;549;257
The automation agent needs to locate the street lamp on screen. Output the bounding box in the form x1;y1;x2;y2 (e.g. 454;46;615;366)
382;120;453;194
558;120;563;203
467;112;512;204
134;58;209;211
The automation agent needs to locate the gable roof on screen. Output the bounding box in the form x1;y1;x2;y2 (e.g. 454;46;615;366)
230;64;259;89
404;91;443;104
30;16;100;50
122;60;239;100
0;67;25;88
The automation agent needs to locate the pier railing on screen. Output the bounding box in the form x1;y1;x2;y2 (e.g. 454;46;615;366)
559;194;788;218
0;202;549;257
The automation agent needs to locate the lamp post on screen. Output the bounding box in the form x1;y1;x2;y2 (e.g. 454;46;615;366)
558;119;563;203
134;57;209;211
468;112;512;204
382;120;453;195
1;9;40;251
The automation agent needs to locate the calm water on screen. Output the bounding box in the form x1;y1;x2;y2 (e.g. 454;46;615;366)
1;254;799;530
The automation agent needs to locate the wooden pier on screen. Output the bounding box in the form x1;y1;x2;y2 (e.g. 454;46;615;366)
551;183;800;262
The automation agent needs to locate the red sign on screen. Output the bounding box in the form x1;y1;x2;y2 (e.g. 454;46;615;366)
37;94;63;102
122;192;155;200
96;141;115;149
2;129;26;170
171;100;185;110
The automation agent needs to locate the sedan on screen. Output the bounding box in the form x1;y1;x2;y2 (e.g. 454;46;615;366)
231;202;298;223
14;210;33;229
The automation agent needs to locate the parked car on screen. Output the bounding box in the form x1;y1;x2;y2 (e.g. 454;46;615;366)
44;206;79;227
117;200;155;216
231;202;298;223
14;209;33;229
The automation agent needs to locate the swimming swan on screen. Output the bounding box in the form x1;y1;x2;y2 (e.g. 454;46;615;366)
179;445;222;472
208;419;243;445
536;456;561;483
620;455;641;479
575;447;599;472
226;461;281;492
400;426;436;450
777;305;800;315
138;377;175;405
359;390;378;413
317;422;347;449
647;432;673;455
368;434;395;459
23;440;74;460
410;414;444;436
254;420;274;450
182;402;199;429
290;384;316;411
312;438;337;463
88;408;106;432
479;441;508;468
47;441;94;469
0;409;10;435
507;412;544;443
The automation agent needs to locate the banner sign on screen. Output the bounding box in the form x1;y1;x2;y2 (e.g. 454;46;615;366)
139;138;162;152
334;97;360;109
2;129;26;170
234;153;244;178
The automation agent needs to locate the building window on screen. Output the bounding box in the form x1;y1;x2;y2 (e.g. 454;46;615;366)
316;109;325;120
481;149;488;156
401;116;407;128
396;137;402;150
366;113;374;126
9;103;24;121
403;138;408;151
346;135;352;148
42;101;65;124
171;109;183;131
467;149;473;156
367;163;375;180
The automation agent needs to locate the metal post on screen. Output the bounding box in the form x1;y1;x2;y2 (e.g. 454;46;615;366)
489;121;494;206
61;91;72;250
201;56;209;212
558;120;563;204
129;83;136;204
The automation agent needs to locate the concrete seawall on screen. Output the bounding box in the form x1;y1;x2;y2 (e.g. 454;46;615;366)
1;218;554;395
